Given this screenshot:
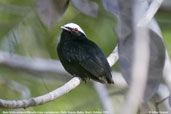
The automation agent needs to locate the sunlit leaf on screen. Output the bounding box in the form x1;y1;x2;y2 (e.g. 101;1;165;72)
71;0;98;17
36;0;69;28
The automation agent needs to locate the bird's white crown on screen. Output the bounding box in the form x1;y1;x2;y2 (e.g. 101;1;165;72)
61;23;86;36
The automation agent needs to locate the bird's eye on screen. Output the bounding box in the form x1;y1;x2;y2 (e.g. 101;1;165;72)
74;28;78;32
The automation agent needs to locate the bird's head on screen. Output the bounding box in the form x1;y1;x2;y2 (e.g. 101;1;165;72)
61;23;86;37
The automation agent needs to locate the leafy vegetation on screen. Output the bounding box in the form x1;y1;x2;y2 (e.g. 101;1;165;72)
0;0;171;112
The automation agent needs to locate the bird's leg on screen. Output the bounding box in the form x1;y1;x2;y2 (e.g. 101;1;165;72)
82;77;90;84
72;74;89;83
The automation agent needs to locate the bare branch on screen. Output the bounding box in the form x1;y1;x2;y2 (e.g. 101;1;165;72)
111;71;127;88
0;77;81;108
93;82;114;114
0;51;70;79
107;45;119;67
138;0;164;27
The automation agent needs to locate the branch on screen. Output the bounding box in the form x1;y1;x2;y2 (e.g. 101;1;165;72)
0;51;70;80
107;45;119;67
0;77;81;108
138;0;164;27
93;82;114;114
111;71;127;88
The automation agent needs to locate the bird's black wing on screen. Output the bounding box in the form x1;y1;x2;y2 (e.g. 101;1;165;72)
78;45;107;77
62;39;110;78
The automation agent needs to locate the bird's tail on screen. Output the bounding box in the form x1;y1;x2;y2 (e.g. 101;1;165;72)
96;75;114;84
106;76;114;84
106;72;114;84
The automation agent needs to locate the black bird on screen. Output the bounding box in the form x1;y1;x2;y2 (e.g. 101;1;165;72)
57;23;114;84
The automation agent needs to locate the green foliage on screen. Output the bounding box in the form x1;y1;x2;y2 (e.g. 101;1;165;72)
0;0;171;112
0;0;110;111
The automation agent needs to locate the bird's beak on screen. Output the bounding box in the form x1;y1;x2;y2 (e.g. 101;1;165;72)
60;26;70;31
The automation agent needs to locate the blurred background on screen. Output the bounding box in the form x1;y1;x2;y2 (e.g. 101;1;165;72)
0;0;171;112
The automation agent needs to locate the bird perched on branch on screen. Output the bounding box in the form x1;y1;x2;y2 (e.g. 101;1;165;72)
57;23;114;84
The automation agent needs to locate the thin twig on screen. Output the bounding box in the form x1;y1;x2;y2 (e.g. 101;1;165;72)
0;51;70;79
0;77;30;99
